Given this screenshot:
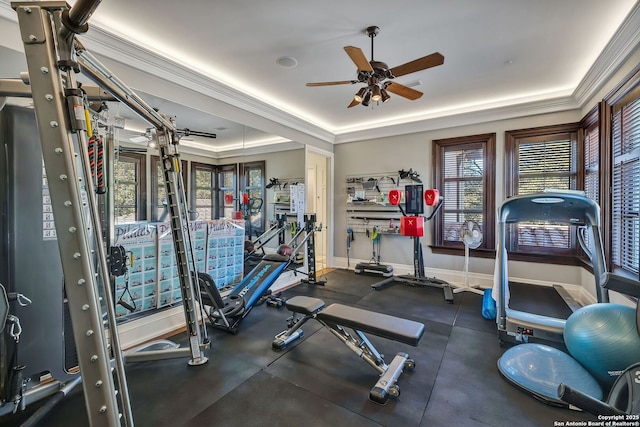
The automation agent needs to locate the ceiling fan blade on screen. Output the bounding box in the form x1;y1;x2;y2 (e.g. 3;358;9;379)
389;52;444;78
347;99;360;108
344;46;374;72
386;82;423;100
306;80;356;87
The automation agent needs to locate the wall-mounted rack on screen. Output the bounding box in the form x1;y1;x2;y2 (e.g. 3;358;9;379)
345;171;423;235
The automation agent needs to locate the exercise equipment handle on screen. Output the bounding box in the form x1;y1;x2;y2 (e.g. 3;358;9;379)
60;0;102;40
424;196;444;221
557;384;626;416
68;0;101;27
387;189;406;216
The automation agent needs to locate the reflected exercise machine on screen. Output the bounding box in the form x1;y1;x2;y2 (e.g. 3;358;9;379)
198;214;323;333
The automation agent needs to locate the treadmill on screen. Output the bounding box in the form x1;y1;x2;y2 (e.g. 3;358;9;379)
496;191;609;346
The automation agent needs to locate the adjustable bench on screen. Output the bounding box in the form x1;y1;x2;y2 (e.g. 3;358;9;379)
272;296;425;404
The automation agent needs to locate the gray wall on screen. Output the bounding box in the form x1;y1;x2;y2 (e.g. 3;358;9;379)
332;44;640;298
333;110;583;285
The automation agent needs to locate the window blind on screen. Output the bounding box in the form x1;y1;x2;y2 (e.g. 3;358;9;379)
515;137;577;253
582;123;600;256
442;145;484;243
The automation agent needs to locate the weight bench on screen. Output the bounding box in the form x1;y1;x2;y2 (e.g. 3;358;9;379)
272;296;425;404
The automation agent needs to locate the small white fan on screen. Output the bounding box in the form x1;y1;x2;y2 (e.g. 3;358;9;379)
454;220;484;295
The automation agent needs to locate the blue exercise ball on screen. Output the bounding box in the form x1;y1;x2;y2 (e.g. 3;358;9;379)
498;343;602;405
565;303;640;388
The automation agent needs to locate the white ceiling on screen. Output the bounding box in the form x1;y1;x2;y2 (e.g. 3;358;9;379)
1;0;639;155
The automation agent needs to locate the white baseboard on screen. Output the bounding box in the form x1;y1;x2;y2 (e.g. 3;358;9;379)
117;307;187;350
335;256;600;306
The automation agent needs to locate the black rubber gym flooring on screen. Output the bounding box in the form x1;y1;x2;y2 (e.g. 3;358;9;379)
5;269;599;426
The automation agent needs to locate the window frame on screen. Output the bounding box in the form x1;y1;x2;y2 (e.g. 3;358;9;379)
217;163;237;220
113;151;146;223
190;161;217;221
432;133;496;256
504;123;583;263
240;160;266;237
578;105;601;266
150;155;187;222
602;64;640;279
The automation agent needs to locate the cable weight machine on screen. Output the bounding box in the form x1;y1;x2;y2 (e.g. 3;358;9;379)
1;1;211;424
371;185;454;303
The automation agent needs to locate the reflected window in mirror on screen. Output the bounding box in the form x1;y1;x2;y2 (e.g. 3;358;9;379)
113;152;146;223
191;162;216;220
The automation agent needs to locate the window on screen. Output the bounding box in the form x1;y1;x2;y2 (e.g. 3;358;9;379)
191;162;216;220
150;156;187;222
218;164;237;219
580;107;601;259
505;124;580;258
610;89;640;277
240;161;265;237
433;133;495;253
113;152;146;223
583;116;600;205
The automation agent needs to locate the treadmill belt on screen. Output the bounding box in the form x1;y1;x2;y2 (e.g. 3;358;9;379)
508;282;574;320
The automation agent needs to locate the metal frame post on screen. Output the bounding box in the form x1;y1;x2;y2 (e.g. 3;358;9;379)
11;2;128;425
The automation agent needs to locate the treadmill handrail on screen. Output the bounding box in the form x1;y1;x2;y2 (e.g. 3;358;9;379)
496;192;610;333
498;192;600;226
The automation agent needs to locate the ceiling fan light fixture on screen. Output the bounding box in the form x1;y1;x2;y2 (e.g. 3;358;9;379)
361;90;372;107
380;88;391;103
305;25;442;107
371;84;382;102
354;87;368;102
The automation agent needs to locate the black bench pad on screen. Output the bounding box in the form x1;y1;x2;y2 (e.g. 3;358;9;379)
285;296;325;315
317;303;425;347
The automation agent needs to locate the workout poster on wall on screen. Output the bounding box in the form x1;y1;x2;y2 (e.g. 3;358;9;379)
205;219;245;289
191;221;208;273
113;222;158;318
156;220;209;308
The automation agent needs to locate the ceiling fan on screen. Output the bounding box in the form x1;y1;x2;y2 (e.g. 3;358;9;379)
306;26;444;108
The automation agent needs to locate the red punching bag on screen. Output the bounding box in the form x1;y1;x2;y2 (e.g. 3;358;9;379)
424;189;440;206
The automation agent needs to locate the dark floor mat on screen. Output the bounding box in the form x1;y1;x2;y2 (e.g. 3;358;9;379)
358;282;461;326
281;269;378;306
508;281;574;319
420;326;597;427
453;291;497;334
186;370;383;427
266;323;447;427
9;268;597;427
306;268;380;297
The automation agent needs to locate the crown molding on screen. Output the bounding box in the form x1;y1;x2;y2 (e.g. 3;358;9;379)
573;2;640;106
3;0;638;147
334;95;580;144
81;17;626;146
179;141;302;160
81;26;335;145
0;1;14;20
